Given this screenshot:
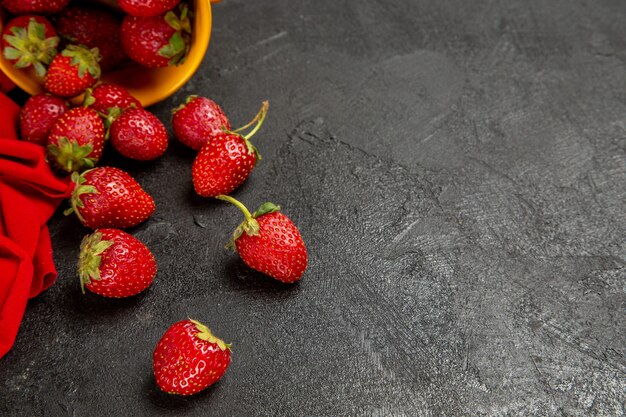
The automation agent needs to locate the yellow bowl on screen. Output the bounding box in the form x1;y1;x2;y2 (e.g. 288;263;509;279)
0;0;215;107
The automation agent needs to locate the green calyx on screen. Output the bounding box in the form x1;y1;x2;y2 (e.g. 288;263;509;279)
216;195;280;250
190;319;231;351
171;94;198;114
47;137;96;173
159;4;192;66
229;101;269;161
77;231;114;294
63;170;98;224
62;45;101;80
2;18;59;77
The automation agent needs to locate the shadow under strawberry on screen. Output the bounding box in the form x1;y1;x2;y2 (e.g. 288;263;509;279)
144;373;222;410
220;258;302;300
64;284;152;317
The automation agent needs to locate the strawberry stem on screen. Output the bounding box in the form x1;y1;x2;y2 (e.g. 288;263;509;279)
216;195;260;241
243;101;269;140
233;101;269;135
216;194;252;221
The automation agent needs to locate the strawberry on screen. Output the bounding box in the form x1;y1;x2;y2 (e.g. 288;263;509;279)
109;108;168;160
78;228;157;297
19;93;68;146
217;195;308;283
65;167;156;229
84;83;142;114
1;0;70;15
153;319;231;395
47;107;105;173
172;95;231;151
121;4;191;68
1;15;59;77
192;101;268;197
56;7;127;72
44;45;101;98
118;0;181;17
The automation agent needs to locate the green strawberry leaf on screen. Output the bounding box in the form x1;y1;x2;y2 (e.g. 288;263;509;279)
78;232;114;293
252;202;280;218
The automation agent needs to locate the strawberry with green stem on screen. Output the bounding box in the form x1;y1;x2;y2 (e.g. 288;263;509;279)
172;95;231;151
46;107;105;173
1;15;59;77
65;167;155;229
192;101;268;197
78;228;157;297
217;195;308;283
121;3;191;68
44;45;101;98
153;319;231;395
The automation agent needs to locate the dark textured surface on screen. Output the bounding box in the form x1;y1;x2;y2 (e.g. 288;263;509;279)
2;0;625;415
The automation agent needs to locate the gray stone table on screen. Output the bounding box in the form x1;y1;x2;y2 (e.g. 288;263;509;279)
1;0;625;415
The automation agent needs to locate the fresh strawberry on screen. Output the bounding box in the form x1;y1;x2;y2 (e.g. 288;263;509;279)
118;0;181;17
78;228;157;297
44;45;101;98
1;0;70;15
47;107;105;173
19;93;68;146
56;7;127;72
1;15;59;77
109;108;168;160
84;83;142;114
121;4;191;68
153;319;231;395
217;195;308;283
172;95;231;151
65;167;156;229
192;101;268;197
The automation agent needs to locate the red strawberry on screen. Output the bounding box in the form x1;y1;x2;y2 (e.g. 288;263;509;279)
217;195;308;283
192;101;268;197
172;95;231;151
78;228;157;297
19;93;68;146
56;7;127;72
44;45;101;98
109;108;168;160
1;15;59;77
47;107;105;173
153;319;231;395
84;83;142;114
118;0;181;17
1;0;70;15
121;4;191;68
65;167;156;229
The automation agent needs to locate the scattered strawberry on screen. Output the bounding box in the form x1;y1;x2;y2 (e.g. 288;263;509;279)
78;228;157;297
121;4;191;68
172;95;231;151
118;0;182;17
56;6;127;72
1;15;59;77
47;107;105;173
65;167;155;229
44;45;101;98
19;93;68;146
192;101;268;197
84;83;142;115
109;108;168;160
217;195;308;283
0;0;70;15
153;319;231;395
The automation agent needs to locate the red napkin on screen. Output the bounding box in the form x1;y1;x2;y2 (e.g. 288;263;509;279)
0;92;73;359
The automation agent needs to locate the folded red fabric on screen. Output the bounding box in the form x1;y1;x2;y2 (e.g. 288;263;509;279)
0;92;72;359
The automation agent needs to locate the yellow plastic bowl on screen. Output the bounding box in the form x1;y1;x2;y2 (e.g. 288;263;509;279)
0;0;215;107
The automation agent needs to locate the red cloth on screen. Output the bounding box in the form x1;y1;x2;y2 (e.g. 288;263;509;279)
0;92;72;359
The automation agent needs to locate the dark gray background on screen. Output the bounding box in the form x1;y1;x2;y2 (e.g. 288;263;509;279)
2;0;625;415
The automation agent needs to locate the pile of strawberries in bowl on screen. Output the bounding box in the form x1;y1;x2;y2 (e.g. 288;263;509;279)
1;0;309;398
